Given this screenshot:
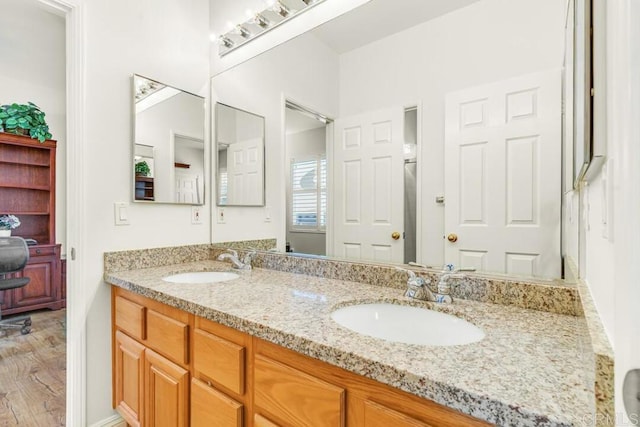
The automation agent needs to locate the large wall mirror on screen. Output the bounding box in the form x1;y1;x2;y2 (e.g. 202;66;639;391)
211;0;587;280
133;74;205;205
215;103;265;206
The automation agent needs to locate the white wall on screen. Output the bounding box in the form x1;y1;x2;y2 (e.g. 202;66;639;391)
212;32;339;247
80;0;210;422
0;0;67;254
286;126;327;255
339;0;566;268
581;0;640;419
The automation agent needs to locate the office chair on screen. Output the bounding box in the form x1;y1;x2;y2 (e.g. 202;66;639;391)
0;236;32;335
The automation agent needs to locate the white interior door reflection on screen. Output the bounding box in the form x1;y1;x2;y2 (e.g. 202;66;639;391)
171;133;204;204
215;103;265;206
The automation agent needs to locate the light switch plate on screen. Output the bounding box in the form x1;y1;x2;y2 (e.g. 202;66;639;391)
191;206;203;225
264;206;271;222
217;208;226;224
114;202;129;226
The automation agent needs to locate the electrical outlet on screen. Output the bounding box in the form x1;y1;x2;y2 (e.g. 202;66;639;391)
114;202;130;226
191;206;203;225
217;208;226;224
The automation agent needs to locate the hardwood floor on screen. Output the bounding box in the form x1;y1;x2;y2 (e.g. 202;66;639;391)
0;309;66;426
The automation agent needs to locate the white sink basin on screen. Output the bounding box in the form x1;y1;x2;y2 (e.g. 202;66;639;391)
162;271;239;284
331;303;484;346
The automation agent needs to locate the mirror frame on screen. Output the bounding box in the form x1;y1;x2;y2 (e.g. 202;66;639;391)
132;74;206;205
215;102;266;207
573;0;593;188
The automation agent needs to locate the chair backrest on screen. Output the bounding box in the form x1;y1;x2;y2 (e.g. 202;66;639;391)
0;237;29;274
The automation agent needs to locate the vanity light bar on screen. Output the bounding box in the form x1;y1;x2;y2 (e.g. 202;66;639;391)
219;35;234;49
236;25;251;38
217;0;328;57
255;13;270;28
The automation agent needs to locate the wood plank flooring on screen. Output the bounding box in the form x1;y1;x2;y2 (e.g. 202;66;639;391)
0;309;66;426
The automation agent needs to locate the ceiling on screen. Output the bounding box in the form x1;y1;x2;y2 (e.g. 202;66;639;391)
310;0;481;54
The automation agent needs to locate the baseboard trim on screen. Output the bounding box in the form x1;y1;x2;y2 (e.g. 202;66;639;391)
89;414;126;427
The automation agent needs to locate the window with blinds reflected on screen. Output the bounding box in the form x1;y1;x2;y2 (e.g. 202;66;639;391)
290;157;326;231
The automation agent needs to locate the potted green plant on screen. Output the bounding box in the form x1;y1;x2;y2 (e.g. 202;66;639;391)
0;102;53;143
135;160;151;177
0;214;21;237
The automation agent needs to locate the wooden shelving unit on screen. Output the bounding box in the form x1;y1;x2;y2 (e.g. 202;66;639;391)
135;176;155;201
0;133;64;315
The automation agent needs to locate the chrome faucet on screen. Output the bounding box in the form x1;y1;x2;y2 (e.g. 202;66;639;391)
217;249;256;270
434;271;465;303
396;268;434;301
397;265;467;304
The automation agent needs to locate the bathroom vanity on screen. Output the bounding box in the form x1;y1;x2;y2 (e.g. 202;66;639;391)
106;255;596;427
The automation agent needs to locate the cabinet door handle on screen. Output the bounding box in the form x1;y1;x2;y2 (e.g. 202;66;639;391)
35;249;41;254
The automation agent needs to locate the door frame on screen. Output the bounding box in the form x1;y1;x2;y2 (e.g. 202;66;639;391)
405;101;423;264
281;95;334;255
35;0;87;425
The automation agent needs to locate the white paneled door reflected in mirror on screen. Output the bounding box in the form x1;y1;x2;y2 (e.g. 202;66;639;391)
211;0;586;280
215;103;265;206
133;74;205;205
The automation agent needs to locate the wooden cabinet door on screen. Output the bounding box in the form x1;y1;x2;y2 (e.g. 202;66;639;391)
12;245;62;310
12;258;56;307
0;288;12;311
114;331;145;427
145;348;189;427
191;378;242;427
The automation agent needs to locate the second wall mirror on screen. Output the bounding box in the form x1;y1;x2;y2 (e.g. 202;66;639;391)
133;74;205;205
215;103;265;206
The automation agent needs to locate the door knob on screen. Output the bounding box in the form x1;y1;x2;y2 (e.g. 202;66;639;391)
447;233;458;243
391;232;401;240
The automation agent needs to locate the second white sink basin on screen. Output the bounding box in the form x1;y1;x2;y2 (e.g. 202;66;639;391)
162;271;239;284
331;303;484;346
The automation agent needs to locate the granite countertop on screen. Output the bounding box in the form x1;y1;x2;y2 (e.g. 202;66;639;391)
105;260;593;427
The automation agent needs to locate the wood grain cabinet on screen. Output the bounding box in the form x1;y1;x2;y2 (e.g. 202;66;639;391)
111;287;490;427
112;289;191;427
145;348;189;427
12;244;62;310
192;317;250;427
0;133;64;315
114;331;145;427
254;354;345;427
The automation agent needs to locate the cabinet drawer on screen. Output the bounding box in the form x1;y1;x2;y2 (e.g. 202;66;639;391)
115;296;146;341
29;245;58;257
191;378;243;427
254;413;280;427
363;400;433;427
254;355;345;427
147;309;189;365
193;328;245;395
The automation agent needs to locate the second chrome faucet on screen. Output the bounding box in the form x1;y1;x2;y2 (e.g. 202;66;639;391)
217;249;256;270
396;267;465;304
